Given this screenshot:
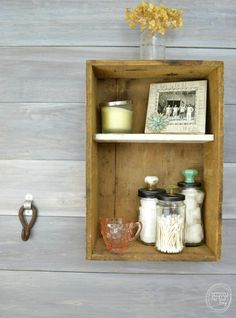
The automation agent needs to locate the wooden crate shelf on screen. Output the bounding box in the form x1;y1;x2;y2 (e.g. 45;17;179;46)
86;60;224;261
92;238;215;261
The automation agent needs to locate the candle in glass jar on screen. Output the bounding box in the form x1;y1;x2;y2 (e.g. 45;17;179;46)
101;100;133;133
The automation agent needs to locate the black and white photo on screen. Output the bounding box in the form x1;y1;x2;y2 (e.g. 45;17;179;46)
145;80;207;134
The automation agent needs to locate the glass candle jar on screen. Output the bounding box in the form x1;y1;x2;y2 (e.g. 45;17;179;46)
156;193;186;254
138;176;166;245
178;169;205;246
101;100;133;133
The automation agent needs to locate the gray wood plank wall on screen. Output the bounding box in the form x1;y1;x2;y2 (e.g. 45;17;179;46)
0;1;235;317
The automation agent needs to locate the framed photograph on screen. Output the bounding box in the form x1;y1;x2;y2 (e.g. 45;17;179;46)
145;80;207;134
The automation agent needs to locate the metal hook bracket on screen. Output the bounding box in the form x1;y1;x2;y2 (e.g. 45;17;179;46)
18;194;38;241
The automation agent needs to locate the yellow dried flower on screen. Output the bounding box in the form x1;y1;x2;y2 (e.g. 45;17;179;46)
125;1;183;35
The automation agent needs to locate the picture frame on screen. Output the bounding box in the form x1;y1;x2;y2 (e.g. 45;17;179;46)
145;80;207;134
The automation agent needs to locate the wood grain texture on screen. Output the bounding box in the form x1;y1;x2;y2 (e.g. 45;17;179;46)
0;103;233;162
87;60;223;261
86;61;99;258
0;103;84;160
114;143;203;219
225;105;236;162
0;271;235;318
97;144;116;219
0;217;235;274
166;48;236;105
0;47;235;104
0;0;234;315
223;164;236;219
93;239;215;262
0;47;138;103
0;160;234;218
0;0;235;48
202;64;224;260
0;160;85;217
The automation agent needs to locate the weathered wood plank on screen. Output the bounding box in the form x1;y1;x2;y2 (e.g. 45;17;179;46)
0;102;233;162
0;0;235;48
166;48;236;105
0;271;235;318
0;160;85;217
0;160;233;218
0;103;84;160
0;47;137;103
0;217;235;274
223;164;236;219
225;105;236;163
0;47;235;104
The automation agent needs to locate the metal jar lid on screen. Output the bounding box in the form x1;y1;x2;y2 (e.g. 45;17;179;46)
138;188;166;199
178;169;201;189
100;100;132;108
177;181;202;189
157;193;185;202
101;100;132;106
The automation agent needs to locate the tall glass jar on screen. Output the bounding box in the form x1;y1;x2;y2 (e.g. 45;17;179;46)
156;193;185;253
178;169;204;246
101;100;133;133
138;176;166;245
140;29;166;59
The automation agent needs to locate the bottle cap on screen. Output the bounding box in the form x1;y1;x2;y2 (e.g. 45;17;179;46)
157;193;185;202
177;169;201;188
138;176;166;198
165;184;180;195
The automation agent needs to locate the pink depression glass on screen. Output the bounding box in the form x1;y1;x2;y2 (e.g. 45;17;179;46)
100;218;142;253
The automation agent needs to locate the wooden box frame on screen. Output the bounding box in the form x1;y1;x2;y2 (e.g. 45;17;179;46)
86;60;224;261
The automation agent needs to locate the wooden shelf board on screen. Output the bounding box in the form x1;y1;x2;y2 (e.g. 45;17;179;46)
91;238;216;262
94;134;214;144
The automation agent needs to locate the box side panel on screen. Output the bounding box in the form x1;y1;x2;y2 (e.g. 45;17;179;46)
115;143;203;221
86;63;98;259
203;64;224;260
97;143;116;220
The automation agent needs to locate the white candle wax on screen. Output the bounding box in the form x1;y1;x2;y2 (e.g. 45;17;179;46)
101;106;133;133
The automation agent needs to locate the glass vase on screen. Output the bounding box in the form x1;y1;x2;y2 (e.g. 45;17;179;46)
140;29;166;59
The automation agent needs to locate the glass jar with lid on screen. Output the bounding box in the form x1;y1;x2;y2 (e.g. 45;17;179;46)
100;100;133;133
177;169;204;246
138;176;166;245
156;193;186;253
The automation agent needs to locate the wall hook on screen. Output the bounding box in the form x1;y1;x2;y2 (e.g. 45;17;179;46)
18;194;38;241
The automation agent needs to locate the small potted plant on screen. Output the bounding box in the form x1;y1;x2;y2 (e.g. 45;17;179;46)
125;1;183;59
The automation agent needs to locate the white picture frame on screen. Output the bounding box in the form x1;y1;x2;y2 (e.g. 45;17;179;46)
145;80;207;134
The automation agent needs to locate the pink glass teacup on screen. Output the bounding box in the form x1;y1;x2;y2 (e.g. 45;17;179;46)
100;218;142;253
